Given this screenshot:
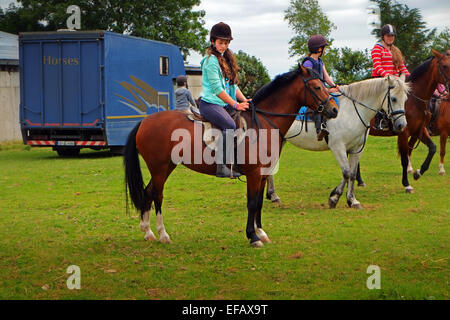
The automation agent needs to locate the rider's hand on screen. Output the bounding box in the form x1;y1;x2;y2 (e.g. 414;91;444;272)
236;101;249;111
329;86;339;93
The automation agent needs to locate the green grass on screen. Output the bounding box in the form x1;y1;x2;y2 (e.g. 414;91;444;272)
0;137;448;300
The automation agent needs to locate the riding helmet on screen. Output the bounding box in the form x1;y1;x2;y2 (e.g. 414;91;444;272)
308;34;329;53
210;22;233;42
380;24;397;37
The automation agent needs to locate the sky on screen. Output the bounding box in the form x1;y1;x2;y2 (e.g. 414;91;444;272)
1;0;449;78
188;0;450;78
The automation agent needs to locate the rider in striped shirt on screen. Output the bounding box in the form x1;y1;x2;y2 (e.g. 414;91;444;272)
371;24;410;78
371;24;410;129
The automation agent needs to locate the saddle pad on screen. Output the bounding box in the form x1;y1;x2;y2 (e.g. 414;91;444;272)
186;109;247;151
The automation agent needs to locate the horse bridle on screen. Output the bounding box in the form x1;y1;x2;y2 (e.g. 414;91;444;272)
437;55;450;93
339;83;405;129
248;69;334;133
302;73;333;113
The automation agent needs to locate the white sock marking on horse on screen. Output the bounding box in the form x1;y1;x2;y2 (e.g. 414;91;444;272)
405;185;414;193
156;212;171;243
439;163;446;175
407;157;413;173
140;211;156;241
254;221;271;243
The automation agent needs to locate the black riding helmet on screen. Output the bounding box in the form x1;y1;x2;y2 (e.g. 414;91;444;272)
308;34;329;54
380;24;397;37
210;22;233;42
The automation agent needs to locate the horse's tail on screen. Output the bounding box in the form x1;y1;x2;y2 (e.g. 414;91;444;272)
124;121;146;214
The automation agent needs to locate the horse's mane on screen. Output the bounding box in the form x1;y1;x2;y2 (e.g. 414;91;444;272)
406;56;434;83
252;68;317;105
340;77;410;102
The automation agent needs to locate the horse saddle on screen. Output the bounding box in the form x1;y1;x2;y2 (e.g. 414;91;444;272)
186;106;248;151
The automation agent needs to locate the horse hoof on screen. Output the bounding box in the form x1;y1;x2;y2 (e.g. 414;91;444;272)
251;240;264;248
351;203;363;210
260;235;272;243
405;186;415;194
413;169;421;180
272;199;282;205
144;233;157;241
439;171;446;176
160;236;172;244
357;182;366;187
407;169;413;174
328;199;337;209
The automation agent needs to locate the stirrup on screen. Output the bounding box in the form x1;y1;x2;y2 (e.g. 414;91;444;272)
317;129;328;141
216;164;241;179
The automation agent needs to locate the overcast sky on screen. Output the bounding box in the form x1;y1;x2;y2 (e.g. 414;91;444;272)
188;0;450;78
1;0;448;78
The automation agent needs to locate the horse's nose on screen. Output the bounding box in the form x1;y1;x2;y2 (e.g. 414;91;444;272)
331;107;338;118
396;122;406;132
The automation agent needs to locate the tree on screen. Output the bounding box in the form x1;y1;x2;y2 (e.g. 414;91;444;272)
0;0;208;59
325;47;372;84
370;0;437;70
284;0;336;59
235;50;271;98
429;27;450;54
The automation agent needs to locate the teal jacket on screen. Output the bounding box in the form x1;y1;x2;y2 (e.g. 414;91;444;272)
200;54;237;106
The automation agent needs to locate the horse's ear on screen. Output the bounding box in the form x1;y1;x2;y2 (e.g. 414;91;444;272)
299;65;308;76
432;49;443;59
400;73;406;81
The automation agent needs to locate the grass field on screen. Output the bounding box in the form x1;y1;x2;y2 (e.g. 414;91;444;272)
0;137;448;300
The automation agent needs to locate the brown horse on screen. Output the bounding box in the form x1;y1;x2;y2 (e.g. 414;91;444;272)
123;66;338;247
427;94;450;175
356;49;450;193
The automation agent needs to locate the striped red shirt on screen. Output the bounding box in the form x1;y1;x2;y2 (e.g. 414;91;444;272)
371;43;410;78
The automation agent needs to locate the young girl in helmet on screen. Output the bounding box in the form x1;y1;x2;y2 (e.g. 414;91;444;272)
301;34;339;141
371;24;410;129
199;22;249;178
371;24;410;78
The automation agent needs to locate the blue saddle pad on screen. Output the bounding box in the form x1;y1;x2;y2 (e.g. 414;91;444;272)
296;94;340;121
296;106;313;121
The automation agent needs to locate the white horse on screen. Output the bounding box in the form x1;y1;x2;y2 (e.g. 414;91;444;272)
266;75;410;209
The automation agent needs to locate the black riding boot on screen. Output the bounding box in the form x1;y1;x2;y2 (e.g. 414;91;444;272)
315;113;328;141
216;130;241;178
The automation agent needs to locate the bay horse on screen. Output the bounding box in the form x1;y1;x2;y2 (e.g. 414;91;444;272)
424;94;450;175
356;50;450;193
266;75;409;208
123;66;338;247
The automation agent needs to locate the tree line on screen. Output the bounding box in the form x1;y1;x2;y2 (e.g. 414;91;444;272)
1;0;448;95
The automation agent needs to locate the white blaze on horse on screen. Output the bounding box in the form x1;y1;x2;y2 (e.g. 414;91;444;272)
266;75;409;209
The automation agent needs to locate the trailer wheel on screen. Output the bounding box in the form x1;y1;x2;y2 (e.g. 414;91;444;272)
56;147;81;157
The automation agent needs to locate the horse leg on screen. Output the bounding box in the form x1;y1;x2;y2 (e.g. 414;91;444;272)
265;175;281;204
139;180;157;241
355;162;366;187
398;133;414;193
406;136;418;174
150;164;176;244
346;153;363;209
246;172;264;247
328;147;349;209
255;178;271;243
413;127;436;180
439;132;447;175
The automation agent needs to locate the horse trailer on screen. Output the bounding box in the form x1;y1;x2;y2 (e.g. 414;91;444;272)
19;30;185;156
